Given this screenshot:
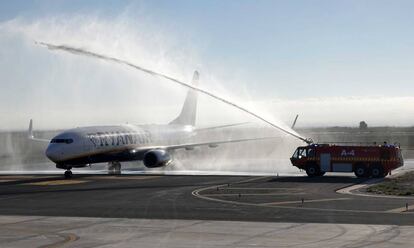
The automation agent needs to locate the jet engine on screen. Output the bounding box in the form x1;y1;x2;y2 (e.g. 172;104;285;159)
143;149;172;168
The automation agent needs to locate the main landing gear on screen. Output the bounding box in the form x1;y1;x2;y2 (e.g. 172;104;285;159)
108;162;122;175
64;170;73;179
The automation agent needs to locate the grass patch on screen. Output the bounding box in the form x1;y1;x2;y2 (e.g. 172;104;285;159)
366;171;414;196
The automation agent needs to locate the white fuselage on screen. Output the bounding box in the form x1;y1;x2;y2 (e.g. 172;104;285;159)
43;70;200;172
45;124;194;166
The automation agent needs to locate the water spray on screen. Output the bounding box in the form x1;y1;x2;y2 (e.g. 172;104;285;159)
36;41;311;144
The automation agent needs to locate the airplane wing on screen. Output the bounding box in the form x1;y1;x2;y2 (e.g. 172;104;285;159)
68;136;281;166
194;122;251;132
133;136;280;152
164;136;279;151
28;119;51;143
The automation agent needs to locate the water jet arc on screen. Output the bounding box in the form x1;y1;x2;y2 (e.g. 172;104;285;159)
37;41;310;144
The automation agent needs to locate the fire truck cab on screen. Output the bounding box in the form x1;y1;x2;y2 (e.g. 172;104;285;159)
290;144;404;178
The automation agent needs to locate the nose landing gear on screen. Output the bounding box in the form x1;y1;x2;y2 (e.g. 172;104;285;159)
56;164;73;179
64;170;73;179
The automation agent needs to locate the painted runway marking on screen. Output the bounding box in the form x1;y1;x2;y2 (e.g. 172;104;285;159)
0;176;56;183
337;175;414;199
0;180;16;183
336;178;383;196
219;187;303;191
192;177;414;214
0;176;36;179
262;197;351;206
87;175;161;180
202;192;306;197
0;176;61;185
387;204;414;213
25;180;88;186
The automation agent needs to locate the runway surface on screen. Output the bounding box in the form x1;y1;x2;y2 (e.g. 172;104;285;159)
2;171;414;247
0;173;413;225
2;215;414;248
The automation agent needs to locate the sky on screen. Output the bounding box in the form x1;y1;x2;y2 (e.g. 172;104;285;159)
0;0;414;129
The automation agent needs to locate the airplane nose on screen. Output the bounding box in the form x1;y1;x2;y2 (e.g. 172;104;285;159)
45;145;59;162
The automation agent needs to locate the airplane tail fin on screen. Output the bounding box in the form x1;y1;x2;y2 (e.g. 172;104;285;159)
28;119;34;139
27;119;51;143
169;71;199;126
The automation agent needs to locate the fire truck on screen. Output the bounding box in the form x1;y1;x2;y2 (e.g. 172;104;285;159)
290;144;404;178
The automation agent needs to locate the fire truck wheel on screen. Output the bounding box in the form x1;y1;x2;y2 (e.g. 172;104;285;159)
370;164;385;178
306;164;320;177
354;163;368;178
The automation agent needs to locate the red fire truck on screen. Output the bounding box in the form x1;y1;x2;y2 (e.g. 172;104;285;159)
290;144;404;178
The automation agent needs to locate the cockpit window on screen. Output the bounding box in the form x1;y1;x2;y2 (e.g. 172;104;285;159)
51;138;73;144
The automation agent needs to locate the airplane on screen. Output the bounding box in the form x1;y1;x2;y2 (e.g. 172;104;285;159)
29;71;274;178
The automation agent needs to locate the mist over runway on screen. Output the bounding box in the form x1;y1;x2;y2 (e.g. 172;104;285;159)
0;160;413;224
2;126;414;175
0;128;301;175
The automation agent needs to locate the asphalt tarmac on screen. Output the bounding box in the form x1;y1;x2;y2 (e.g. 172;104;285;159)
0;173;413;226
3;216;414;248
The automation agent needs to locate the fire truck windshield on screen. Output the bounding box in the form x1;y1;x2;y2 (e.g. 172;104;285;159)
292;147;307;159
